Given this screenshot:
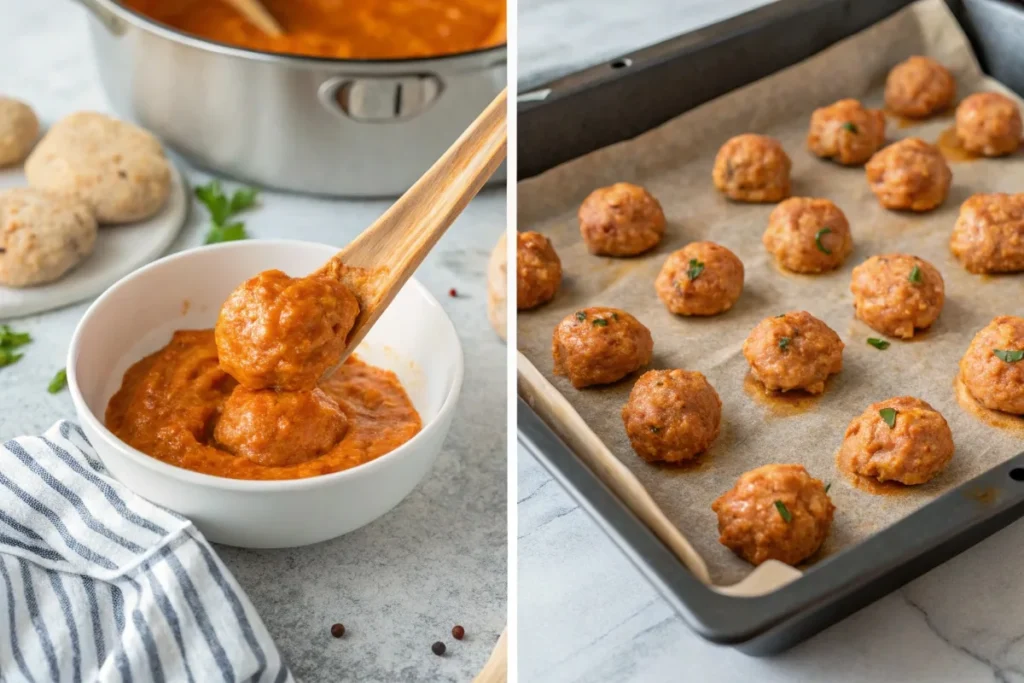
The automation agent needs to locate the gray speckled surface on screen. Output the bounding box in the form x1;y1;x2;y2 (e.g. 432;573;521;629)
0;1;506;680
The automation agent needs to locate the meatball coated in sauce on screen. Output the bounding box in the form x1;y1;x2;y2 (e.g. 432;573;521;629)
654;241;744;316
621;369;722;463
577;183;665;256
955;92;1022;157
552;307;653;389
865;138;951;212
712;134;792;203
215;269;359;391
516;231;562;310
960;316;1024;414
850;254;944;339
807;98;887;166
214;387;349;467
950;193;1024;274
763;198;853;273
712;464;834;567
884;56;956;118
743;311;844;395
839;396;954;485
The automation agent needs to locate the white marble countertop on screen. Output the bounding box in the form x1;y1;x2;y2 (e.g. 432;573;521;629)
0;1;506;681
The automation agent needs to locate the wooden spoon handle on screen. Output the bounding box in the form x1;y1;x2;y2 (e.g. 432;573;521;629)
221;0;284;36
473;628;508;683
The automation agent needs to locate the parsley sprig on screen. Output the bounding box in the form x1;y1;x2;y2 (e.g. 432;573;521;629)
195;181;260;244
0;325;31;367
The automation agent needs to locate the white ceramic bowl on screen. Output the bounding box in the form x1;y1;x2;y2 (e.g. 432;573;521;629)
68;240;463;548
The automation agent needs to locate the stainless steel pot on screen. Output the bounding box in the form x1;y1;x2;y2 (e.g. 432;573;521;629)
75;0;507;197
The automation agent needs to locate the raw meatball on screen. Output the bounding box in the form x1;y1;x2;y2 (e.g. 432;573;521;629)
0;188;97;287
25;111;171;223
487;231;507;340
712;134;791;203
955;92;1022;157
743;311;844;394
517;231;561;309
960;316;1024;414
839;396;954;485
216;270;359;391
215;387;348;467
807;98;887;165
763;197;853;273
865;138;951;212
850;254;944;339
621;369;722;463
884;56;956;118
0;96;39;167
654;241;744;316
712;464;834;566
950;193;1024;273
552;307;653;388
577;182;665;256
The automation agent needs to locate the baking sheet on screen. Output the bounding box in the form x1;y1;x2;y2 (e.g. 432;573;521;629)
517;0;1024;585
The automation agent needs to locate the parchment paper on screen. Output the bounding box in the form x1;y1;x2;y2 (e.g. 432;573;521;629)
517;0;1024;585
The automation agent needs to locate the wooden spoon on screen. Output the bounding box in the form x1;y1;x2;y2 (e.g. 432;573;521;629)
473;628;508;683
222;0;284;36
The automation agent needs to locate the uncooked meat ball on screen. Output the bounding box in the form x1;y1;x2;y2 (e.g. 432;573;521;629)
807;98;887;165
955;92;1022;157
950;193;1024;274
552;307;653;388
743;311;844;395
850;254;944;339
712;134;791;203
654;241;744;316
959;316;1024;414
762;197;853;273
621;369;722;463
839;396;954;485
712;464;834;566
578;182;665;256
517;231;562;310
884;56;956;119
865;138;951;212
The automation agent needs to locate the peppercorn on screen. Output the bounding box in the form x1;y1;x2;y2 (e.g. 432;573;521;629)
431;641;446;656
330;623;345;638
451;625;465;640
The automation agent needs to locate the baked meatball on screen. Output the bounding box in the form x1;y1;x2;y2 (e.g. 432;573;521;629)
955;92;1022;157
712;464;834;566
216;270;360;391
807;98;887;165
850;254;944;339
712;134;792;203
621;369;722;463
552;307;653;388
865;138;951;212
578;182;665;256
517;231;562;310
839;396;954;485
654;241;744;316
762;198;853;273
743;311;844;394
0;96;39;167
884;56;956;119
960;316;1024;414
950;193;1024;274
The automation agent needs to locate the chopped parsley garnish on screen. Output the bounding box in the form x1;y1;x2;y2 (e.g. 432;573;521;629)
867;338;890;350
908;265;923;284
778;336;792;352
774;501;792;523
48;368;67;394
649;425;661;433
592;318;608;327
611;312;619;321
195;180;260;245
815;227;833;255
0;325;31;368
575;311;587;322
841;122;859;134
824;483;832;494
687;258;705;281
879;407;898;428
994;349;1024;363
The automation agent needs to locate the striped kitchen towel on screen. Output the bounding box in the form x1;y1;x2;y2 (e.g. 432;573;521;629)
0;421;293;683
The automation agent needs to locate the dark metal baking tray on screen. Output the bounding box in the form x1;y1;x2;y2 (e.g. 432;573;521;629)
517;0;1024;655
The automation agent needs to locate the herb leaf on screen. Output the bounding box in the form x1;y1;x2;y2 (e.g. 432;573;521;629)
879;407;898;428
229;187;259;214
778;336;792;352
575;311;587;322
867;338;890;350
815;227;833;255
0;325;32;349
195;180;230;224
195;180;259;245
994;349;1024;363
908;265;922;284
842;122;859;134
205;222;248;245
0;348;24;367
687;258;705;281
48;368;67;394
774;500;792;523
824;483;832;494
592;318;608;327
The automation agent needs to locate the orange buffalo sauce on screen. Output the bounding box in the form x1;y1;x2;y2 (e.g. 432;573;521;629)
120;0;506;60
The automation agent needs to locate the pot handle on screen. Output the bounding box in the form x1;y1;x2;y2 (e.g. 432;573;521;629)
317;75;445;123
72;0;126;35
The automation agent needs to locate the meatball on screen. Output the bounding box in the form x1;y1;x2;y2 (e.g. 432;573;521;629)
850;254;944;339
214;387;348;467
743;311;844;395
955;92;1022;157
712;134;791;203
577;182;665;256
884;56;956;118
839;396;954;485
0;96;39;167
807;98;887;165
517;231;562;310
621;369;722;463
865;138;951;212
762;197;853;273
654;241;744;316
552;307;653;388
216;270;360;391
950;193;1024;274
712;464;834;566
960;316;1024;414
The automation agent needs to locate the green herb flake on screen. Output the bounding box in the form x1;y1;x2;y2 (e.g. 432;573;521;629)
841;122;859;134
575;311;587;322
204;222;249;245
774;500;792;523
879;407;898;428
592;318;609;327
687;258;705;281
48;368;67;394
815;227;833;255
824;483;832;494
994;349;1024;363
611;313;619;321
908;265;923;284
649;425;661;433
778;336;792;352
867;338;891;350
0;325;32;349
228;187;259;215
195;180;259;245
0;348;24;367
